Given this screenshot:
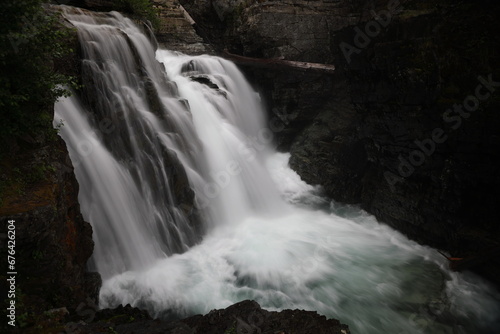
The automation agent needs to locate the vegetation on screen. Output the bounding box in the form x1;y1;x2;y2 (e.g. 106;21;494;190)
224;321;237;334
0;0;77;208
113;0;160;29
0;0;75;156
0;0;158;157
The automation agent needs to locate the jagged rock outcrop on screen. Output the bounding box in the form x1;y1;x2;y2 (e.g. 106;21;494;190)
152;0;213;54
60;300;350;334
181;0;500;286
180;0;366;57
0;131;101;327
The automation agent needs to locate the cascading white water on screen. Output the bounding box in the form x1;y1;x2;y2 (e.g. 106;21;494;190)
54;7;208;279
55;7;500;334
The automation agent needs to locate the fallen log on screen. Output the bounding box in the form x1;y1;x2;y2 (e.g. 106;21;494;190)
438;246;500;272
179;4;196;26
221;50;336;74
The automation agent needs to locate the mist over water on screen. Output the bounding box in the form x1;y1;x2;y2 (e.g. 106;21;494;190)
55;7;500;334
99;153;500;334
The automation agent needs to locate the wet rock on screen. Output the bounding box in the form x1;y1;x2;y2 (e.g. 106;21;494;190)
0;135;100;318
64;300;350;334
189;74;228;98
190;75;220;90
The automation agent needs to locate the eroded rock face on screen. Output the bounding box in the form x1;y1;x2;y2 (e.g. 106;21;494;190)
181;0;500;286
180;0;368;56
0;135;101;315
63;300;350;334
152;0;214;54
286;2;500;284
236;1;352;62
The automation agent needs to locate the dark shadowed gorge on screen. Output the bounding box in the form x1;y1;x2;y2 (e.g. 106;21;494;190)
181;0;500;286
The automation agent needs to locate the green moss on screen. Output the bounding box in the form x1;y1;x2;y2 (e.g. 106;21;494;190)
108;326;119;334
224;320;237;334
19;163;53;186
104;314;129;323
17;311;30;328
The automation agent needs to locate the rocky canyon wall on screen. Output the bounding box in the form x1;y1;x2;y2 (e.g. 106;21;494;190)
2;0;497;331
180;0;500;286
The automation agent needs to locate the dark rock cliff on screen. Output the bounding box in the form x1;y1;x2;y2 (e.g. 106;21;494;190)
0;121;101;330
0;14;100;331
63;300;350;334
181;0;500;286
152;0;213;54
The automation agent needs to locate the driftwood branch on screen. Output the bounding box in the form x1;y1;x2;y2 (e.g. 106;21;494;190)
438;247;500;272
221;50;335;74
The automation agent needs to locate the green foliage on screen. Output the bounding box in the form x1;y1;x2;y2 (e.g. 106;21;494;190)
224;321;237;334
0;0;74;155
17;311;30;328
108;326;119;334
113;0;159;29
15;162;52;186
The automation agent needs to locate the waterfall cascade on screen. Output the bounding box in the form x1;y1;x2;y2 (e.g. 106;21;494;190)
55;7;500;334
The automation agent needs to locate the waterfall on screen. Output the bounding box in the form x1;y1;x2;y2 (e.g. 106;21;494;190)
55;8;206;279
55;7;500;334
